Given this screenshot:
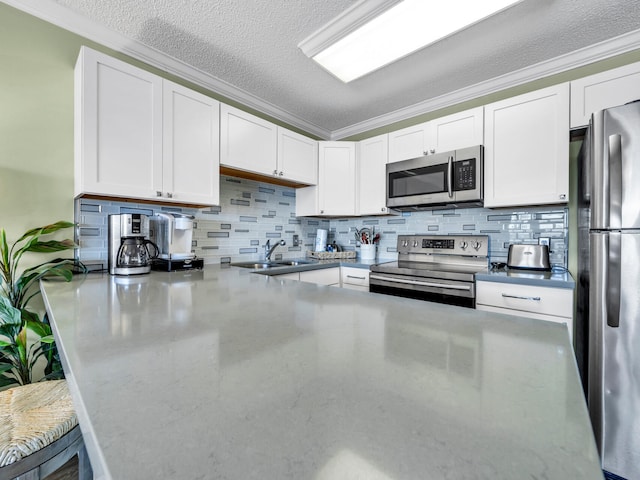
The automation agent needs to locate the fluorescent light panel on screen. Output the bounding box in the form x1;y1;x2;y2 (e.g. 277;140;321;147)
309;0;521;83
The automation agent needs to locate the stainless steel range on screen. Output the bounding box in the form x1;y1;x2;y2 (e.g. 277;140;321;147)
369;234;489;308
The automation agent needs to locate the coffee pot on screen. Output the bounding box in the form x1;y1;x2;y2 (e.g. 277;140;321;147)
108;214;158;275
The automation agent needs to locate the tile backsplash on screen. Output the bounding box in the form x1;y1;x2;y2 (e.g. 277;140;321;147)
76;175;568;268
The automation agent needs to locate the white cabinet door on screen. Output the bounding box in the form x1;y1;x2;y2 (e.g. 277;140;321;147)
75;46;163;199
318;142;356;216
484;84;569;208
387;107;484;163
220;104;277;176
570;62;640;128
429;107;484;153
387;122;429;163
357;134;390;215
299;267;340;286
277;127;318;185
162;81;220;205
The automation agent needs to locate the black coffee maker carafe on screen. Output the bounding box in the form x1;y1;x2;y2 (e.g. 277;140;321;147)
108;214;158;275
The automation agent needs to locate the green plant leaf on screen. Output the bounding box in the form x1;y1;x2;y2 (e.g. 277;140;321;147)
17;221;75;243
39;335;55;344
0;296;21;325
26;319;51;338
26;239;77;253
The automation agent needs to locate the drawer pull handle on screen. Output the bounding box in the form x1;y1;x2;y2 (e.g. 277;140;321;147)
502;293;541;301
346;275;366;280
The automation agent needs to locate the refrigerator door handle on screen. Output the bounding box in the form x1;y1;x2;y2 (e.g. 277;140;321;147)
608;133;623;229
607;232;621;328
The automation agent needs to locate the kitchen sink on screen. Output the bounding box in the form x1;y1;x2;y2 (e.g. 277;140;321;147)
274;260;313;266
230;260;314;269
230;262;280;269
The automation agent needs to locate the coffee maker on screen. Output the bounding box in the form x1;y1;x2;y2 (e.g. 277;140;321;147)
108;214;158;275
150;213;203;271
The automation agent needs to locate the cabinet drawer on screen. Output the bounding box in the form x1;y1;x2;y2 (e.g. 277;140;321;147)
341;267;370;288
299;267;340;285
476;281;573;318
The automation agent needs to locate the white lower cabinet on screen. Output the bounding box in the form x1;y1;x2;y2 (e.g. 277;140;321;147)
476;280;574;340
483;84;569;208
299;267;340;286
340;267;370;292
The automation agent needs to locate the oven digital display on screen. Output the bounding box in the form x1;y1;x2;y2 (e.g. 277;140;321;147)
422;239;455;249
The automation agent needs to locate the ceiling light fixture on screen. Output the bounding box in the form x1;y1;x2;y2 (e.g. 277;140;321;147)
299;0;522;83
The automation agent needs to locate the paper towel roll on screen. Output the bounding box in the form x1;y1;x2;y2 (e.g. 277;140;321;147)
315;229;328;252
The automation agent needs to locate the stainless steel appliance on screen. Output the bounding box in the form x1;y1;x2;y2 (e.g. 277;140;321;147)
507;244;551;271
108;214;157;276
386;145;483;210
370;234;489;308
150;213;203;271
577;100;640;480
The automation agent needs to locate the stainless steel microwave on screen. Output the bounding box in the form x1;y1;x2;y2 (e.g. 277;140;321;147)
386;145;483;210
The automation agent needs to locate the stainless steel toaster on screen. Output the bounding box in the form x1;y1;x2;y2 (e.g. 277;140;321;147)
507;244;551;271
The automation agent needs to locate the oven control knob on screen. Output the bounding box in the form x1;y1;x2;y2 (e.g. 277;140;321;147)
460;241;468;250
472;240;482;251
413;240;419;247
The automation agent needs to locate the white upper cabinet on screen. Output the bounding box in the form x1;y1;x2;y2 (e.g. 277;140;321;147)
429;107;484;153
220;104;277;176
75;47;220;206
570;62;640;128
388;107;483;163
318;142;356;216
388;122;429;163
484;84;570;208
162;81;220;205
277;127;318;185
220;104;318;185
357;134;390;216
75;46;163;200
296;142;356;217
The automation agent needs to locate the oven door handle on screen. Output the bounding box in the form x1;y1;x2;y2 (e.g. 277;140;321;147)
369;274;472;291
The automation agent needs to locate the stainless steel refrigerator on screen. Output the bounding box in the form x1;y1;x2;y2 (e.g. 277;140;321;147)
577;100;640;480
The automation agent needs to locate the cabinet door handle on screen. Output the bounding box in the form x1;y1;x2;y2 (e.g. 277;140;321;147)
273;169;278;175
279;171;284;176
156;191;162;197
346;275;366;280
501;293;541;301
166;192;173;198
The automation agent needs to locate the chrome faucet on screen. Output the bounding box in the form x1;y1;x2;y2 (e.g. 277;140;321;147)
265;239;286;261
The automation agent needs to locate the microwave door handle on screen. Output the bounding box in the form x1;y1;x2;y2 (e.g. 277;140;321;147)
447;155;453;198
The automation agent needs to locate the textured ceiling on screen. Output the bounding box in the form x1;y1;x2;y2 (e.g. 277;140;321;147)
40;0;640;137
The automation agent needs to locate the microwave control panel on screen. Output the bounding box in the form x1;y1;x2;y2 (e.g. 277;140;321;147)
454;159;476;191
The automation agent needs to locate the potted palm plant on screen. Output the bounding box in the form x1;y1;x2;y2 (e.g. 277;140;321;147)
0;221;78;388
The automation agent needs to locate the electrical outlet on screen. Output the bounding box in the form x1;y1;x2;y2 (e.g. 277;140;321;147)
293;234;299;247
538;237;550;246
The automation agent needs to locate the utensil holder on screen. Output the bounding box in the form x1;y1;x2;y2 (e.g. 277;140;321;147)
359;244;376;260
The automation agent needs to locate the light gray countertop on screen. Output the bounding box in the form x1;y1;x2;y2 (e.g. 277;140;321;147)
476;269;575;289
41;265;601;480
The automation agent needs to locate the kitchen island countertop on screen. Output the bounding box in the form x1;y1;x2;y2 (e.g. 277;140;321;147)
41;265;601;480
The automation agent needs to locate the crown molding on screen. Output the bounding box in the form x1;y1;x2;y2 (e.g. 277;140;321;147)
2;0;332;139
330;28;640;139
